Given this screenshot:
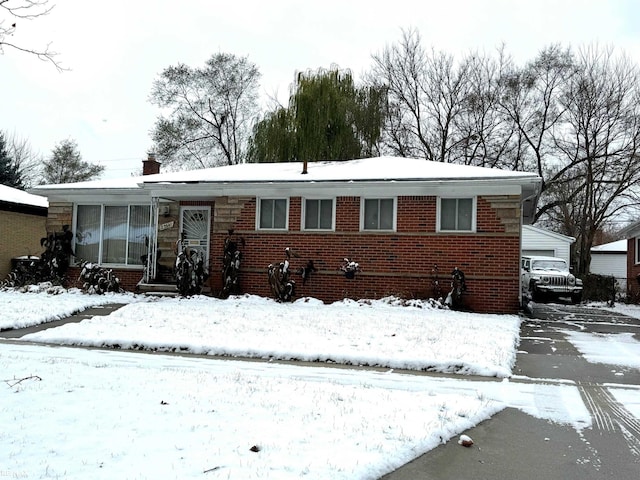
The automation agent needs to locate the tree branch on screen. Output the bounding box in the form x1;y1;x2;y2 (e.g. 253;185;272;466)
4;374;42;388
0;0;65;71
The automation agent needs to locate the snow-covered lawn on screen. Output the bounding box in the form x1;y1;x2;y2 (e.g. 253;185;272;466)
14;293;520;377
5;289;639;479
2;342;590;480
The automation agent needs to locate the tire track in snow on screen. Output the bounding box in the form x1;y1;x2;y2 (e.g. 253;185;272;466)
602;387;640;458
579;384;615;431
579;383;640;458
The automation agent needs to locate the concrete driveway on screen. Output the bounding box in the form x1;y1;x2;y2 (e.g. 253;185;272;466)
382;302;640;480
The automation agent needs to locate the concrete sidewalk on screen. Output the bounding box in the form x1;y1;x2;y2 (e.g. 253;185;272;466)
0;303;126;338
382;303;640;479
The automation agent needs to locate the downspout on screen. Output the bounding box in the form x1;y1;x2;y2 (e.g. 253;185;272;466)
519;183;541;308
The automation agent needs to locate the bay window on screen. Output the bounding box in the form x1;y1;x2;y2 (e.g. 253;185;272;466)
74;204;151;266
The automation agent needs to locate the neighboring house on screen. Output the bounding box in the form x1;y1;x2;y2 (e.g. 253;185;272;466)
619;220;640;300
590;240;628;294
0;184;49;281
521;225;575;266
30;155;541;313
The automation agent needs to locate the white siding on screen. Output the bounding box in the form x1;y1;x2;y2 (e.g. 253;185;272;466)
521;225;574;265
590;240;628;292
590;254;627;279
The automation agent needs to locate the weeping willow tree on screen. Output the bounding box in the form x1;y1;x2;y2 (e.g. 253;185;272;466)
247;67;386;163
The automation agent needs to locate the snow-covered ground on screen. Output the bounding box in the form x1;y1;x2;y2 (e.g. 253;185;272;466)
0;286;144;330
13;292;520;377
1;289;639;479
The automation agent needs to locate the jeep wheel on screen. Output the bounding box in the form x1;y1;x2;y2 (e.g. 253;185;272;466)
530;283;544;302
533;291;546;303
571;293;582;304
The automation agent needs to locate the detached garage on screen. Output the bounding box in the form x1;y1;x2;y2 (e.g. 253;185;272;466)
590;240;627;294
522;225;575;266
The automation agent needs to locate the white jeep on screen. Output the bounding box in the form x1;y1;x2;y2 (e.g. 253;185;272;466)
521;255;583;304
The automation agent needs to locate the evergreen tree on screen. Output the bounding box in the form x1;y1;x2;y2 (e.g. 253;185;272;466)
247;67;386;163
0;131;23;188
41;139;104;184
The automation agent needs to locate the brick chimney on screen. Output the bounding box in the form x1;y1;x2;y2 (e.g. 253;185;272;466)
142;153;161;175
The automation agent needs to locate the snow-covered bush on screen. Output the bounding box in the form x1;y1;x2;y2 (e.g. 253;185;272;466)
78;261;122;294
340;258;361;279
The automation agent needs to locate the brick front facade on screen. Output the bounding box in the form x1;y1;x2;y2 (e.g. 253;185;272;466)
56;194;522;313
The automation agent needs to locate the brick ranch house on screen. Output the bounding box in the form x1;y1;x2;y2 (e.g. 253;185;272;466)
30;156;541;313
0;184;48;281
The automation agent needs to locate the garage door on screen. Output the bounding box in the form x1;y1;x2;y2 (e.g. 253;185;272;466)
522;249;555;257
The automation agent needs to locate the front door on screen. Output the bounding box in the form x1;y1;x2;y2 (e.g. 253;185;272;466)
179;206;211;264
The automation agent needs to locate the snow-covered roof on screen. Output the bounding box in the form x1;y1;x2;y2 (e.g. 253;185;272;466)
29;175;146;192
31;157;540;192
29;158;541;225
591;239;627;253
0;184;48;208
142;157;540;184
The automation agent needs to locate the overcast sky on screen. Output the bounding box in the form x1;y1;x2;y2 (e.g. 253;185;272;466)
2;0;639;180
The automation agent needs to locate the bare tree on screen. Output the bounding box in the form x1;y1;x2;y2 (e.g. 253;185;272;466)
149;53;261;170
2;130;42;188
0;0;63;70
496;44;576;185
372;37;521;168
549;46;640;273
371;28;497;163
369;32;640;275
452;48;523;169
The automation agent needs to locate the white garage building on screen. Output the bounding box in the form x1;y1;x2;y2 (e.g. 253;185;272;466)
590;239;628;294
521;225;575;267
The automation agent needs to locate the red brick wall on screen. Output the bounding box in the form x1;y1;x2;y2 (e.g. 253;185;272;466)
208;195;522;313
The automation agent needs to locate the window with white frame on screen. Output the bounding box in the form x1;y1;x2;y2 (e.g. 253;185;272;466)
74;204;151;266
636;237;640;264
438;197;475;232
258;198;288;230
362;198;395;231
303;198;334;230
